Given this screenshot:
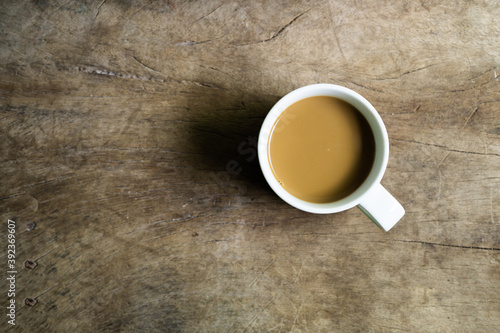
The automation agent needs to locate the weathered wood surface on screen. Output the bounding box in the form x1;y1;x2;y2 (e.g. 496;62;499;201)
1;1;499;332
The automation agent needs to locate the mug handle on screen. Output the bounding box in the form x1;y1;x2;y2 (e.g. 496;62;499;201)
357;184;405;231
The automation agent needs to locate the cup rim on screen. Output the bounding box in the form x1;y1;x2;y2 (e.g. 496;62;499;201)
258;83;389;213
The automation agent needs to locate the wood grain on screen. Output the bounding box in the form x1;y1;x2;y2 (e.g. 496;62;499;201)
1;0;499;332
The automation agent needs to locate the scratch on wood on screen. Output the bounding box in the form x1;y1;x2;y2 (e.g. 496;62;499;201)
135;230;185;244
46;0;71;19
128;2;150;19
167;0;176;11
34;246;60;261
224;320;239;333
193;127;235;141
332;28;346;62
241;295;276;333
293;262;304;284
70;64;220;88
437;152;451;168
204;238;239;243
491;187;495;224
105;285;128;296
147;214;208;227
327;0;348;62
103;238;157;260
269;318;285;332
35;284;57;298
290;302;303;332
238;9;311;46
194;297;216;333
64;267;95;288
468;65;500;80
21;176;70;188
132;56;165;75
340;79;384;93
93;0;107;22
248;257;277;287
437;75;500;94
462;107;478;129
192;4;223;24
0;192;24;201
176;39;213;46
392;138;500;158
199;64;234;79
270;9;311;40
421;147;442;200
379;325;408;332
381;105;423;116
395;240;500;251
293;232;334;236
202;262;215;283
375;64;437;80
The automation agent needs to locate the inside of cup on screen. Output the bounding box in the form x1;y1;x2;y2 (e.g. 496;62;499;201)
258;84;389;214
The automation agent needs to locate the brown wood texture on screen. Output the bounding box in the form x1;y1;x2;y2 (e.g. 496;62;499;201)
1;1;499;332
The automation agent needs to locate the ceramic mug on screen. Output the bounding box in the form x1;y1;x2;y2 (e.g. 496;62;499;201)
258;84;404;231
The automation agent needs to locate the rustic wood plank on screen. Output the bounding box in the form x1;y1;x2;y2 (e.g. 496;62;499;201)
1;0;499;332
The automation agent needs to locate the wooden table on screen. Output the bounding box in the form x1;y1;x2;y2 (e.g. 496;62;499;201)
1;1;499;332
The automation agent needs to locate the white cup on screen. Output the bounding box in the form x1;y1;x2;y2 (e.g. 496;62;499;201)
258;84;404;231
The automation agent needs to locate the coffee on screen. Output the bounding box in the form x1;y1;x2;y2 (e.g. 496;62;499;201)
268;96;375;203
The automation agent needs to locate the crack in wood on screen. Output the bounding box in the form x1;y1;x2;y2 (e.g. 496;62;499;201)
0;192;24;201
64;65;220;89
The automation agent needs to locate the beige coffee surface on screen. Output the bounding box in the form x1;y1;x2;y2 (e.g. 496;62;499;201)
269;96;375;203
